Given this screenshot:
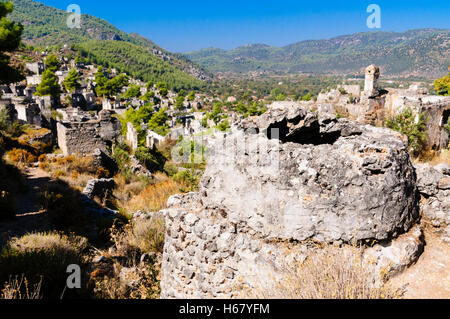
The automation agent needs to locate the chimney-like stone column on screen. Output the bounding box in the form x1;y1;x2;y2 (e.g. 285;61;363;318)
364;64;380;97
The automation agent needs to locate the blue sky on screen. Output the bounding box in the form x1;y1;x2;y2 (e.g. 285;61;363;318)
40;0;449;52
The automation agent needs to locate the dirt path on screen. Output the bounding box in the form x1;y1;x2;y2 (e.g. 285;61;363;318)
0;167;52;244
391;229;450;299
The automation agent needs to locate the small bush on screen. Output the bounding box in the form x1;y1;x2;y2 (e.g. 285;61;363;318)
172;170;199;192
386;108;428;157
113;143;131;169
0;232;88;299
163;161;178;177
134;147;166;172
112;216;165;255
6;148;37;166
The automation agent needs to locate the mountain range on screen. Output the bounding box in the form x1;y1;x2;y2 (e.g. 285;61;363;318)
186;29;450;79
8;1;450;81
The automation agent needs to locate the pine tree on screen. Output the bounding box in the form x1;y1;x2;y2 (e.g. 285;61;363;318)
0;1;24;84
36;69;61;99
64;68;81;92
45;54;60;72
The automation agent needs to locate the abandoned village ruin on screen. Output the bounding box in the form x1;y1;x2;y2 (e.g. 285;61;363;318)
1;50;449;298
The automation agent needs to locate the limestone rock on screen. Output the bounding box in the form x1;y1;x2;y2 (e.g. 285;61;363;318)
364;225;425;282
82;178;115;199
92;148;118;175
161;106;421;298
415;163;450;233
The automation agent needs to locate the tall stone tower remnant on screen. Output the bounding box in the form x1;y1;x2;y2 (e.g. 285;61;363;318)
364;64;380;97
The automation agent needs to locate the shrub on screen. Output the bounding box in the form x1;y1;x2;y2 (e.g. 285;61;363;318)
0;232;87;299
113;143;131;169
112;216;165;255
6;148;37;166
163;162;178;177
134;147;166;173
172;169;199;191
217;119;230;132
386;108;428;156
1;275;42;299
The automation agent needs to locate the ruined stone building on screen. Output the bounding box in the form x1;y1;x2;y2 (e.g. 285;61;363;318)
57;110;121;155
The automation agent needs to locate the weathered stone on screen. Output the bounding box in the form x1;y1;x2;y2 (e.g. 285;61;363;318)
82;178;115;199
415;164;450;233
92;148;118;174
364;225;425;282
161;106;421;299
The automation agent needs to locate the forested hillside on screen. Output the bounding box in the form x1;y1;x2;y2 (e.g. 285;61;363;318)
187;29;450;79
74;40;204;91
8;0;209;90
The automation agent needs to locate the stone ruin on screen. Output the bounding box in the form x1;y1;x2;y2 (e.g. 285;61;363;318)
298;65;450;150
57;110;121;155
363;64;380;98
159;105;428;298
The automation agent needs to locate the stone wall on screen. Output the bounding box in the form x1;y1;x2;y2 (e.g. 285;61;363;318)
57;110;121;155
160;107;421;298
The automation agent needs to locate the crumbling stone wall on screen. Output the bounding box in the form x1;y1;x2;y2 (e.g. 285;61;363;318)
57;110;121;155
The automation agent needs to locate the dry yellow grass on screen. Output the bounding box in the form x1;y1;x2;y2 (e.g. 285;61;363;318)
112;216;165;255
244;244;401;299
414;148;450;166
9;232;88;254
39;154;100;189
116;177;186;213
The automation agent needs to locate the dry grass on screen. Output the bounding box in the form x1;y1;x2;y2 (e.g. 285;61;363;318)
245;244;401;299
112;216;165;256
89;217;164;299
39;154;101;190
6;148;37;167
0;232;88;299
9;232;88;255
414;148;450;166
115;174;186;213
1;275;42;299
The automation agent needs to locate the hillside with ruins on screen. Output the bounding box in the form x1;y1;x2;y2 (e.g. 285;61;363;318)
0;0;449;302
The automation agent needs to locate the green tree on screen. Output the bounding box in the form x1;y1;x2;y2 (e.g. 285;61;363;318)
96;73;129;98
63;68;81;93
45;54;60;72
159;87;168;98
434;73;450;96
141;91;155;102
175;94;185;110
35;69;61;99
0;1;24;84
209;102;223;124
123;84;141;99
217;119;230;132
386;108;428;156
302;93;312;101
148;108;169;136
187;91;195;101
